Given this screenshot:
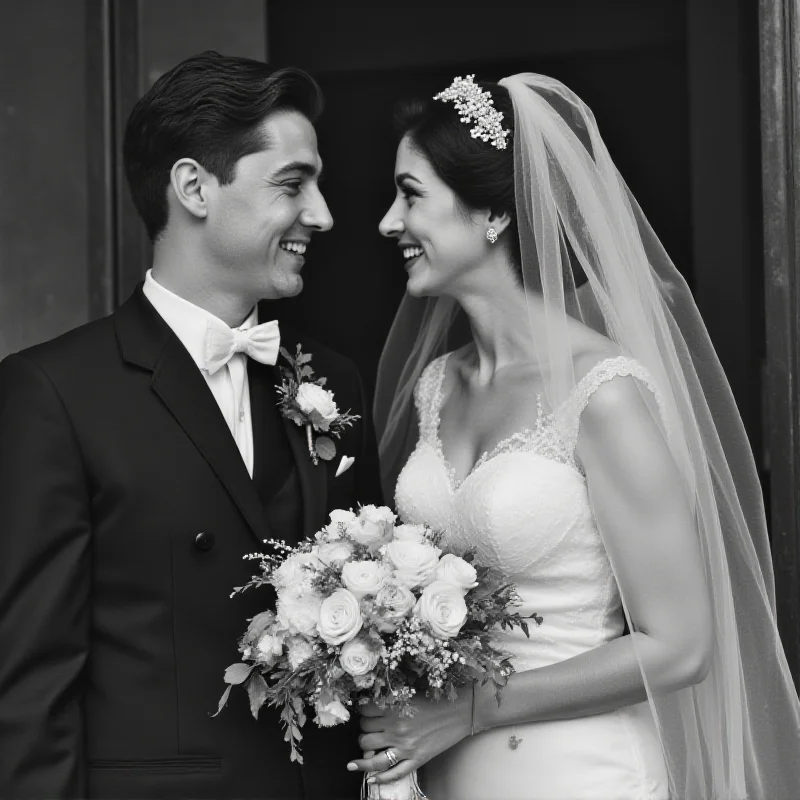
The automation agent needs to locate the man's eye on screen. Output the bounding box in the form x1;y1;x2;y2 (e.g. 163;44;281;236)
284;181;302;194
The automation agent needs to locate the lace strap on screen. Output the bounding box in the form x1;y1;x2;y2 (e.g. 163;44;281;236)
413;354;450;443
557;356;665;454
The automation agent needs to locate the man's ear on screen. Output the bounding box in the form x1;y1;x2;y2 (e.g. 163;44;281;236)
169;158;210;220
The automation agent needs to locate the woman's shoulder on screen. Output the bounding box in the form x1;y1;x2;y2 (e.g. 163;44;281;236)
567;349;666;446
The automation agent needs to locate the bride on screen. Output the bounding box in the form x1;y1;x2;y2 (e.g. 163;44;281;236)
348;74;800;798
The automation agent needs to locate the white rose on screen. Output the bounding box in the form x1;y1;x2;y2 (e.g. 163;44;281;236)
392;523;428;543
317;588;363;645
322;509;358;540
386;540;441;589
296;383;339;431
348;505;396;550
374;580;417;631
314;690;350;727
318;539;354;566
341;560;390;600
286;636;316;670
339;637;380;677
414;580;468;639
277;591;323;637
434;553;478;595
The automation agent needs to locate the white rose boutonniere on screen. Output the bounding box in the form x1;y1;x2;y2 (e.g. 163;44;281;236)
295;383;339;431
276;344;360;465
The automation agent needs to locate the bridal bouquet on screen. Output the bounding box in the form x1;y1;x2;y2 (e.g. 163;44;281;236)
215;505;537;798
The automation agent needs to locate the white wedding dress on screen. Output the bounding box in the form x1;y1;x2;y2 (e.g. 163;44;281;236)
395;353;669;800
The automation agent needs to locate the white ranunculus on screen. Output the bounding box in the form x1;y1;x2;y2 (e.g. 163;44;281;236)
277;591;323;637
339;637;380;677
317;588;363;645
341;560;390;600
392;523;429;543
256;630;285;661
434;553;479;595
349;505;396;551
386;540;441;590
374;579;417;632
414;580;468;639
296;383;339;431
286;636;316;670
273;550;320;590
318;539;355;566
314;690;350;727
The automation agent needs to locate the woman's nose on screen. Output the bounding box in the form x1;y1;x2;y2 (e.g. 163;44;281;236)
379;199;404;238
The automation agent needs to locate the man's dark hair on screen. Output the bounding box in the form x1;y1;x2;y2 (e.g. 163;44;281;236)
123;50;323;241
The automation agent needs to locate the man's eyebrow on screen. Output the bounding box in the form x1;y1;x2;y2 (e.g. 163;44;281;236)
395;172;421;187
272;160;323;179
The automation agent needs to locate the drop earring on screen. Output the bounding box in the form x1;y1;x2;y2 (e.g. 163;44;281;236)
486;228;498;243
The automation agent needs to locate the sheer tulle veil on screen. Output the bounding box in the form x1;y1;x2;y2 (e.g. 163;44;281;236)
374;73;800;798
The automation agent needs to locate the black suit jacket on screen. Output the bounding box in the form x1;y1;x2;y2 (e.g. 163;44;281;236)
0;287;382;799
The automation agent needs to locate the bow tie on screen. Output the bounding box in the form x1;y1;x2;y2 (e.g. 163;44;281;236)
204;319;280;375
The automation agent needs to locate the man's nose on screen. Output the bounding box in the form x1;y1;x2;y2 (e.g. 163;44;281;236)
302;187;334;232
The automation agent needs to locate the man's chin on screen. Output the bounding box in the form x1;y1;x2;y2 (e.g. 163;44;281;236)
270;273;304;299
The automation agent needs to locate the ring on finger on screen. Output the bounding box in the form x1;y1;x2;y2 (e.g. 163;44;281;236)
385;748;399;768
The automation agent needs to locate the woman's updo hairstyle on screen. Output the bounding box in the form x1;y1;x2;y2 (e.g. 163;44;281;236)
393;81;522;277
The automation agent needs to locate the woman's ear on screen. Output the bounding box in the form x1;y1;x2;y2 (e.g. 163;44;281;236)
169;158;209;220
474;207;512;237
488;209;512;237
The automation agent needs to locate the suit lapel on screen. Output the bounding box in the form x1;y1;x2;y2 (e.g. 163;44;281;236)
115;287;270;546
272;361;329;540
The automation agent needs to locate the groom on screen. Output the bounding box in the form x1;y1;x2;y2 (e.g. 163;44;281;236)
0;52;379;799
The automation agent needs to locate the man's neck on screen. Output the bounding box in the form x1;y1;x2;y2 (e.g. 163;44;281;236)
151;241;255;328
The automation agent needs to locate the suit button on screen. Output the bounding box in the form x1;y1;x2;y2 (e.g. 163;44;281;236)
194;531;215;552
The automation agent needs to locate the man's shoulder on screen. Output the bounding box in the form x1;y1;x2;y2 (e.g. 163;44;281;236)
3;313;117;377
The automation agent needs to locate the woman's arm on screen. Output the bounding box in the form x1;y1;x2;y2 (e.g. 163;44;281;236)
352;375;713;785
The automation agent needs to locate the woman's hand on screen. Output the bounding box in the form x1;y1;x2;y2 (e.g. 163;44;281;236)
347;688;473;786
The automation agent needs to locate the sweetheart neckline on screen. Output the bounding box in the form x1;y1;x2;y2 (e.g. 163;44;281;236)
428;352;651;490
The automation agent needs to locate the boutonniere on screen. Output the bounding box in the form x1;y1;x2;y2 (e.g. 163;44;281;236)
276;344;360;466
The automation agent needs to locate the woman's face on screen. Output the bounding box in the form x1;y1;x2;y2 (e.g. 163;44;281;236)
379;136;486;298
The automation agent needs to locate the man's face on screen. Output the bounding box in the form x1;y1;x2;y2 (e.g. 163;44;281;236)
203;109;333;302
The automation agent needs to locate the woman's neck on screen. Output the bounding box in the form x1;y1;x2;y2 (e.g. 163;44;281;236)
451;267;538;384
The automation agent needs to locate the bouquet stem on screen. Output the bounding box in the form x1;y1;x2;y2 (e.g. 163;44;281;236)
362;770;426;799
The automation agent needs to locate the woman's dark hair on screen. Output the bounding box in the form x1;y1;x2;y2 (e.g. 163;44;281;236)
394;81;521;274
123;51;323;242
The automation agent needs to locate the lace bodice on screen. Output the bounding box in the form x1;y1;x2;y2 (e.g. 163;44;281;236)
395;353;661;671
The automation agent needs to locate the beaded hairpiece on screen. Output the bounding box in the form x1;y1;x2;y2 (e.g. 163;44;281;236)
433;74;510;151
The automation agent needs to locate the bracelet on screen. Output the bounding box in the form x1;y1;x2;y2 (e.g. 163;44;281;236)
470;681;477;736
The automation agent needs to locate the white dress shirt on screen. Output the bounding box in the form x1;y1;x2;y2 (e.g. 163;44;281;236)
143;270;256;477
